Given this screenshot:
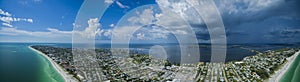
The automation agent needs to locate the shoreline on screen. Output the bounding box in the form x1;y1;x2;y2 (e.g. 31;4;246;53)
28;46;77;82
27;44;299;82
268;50;300;82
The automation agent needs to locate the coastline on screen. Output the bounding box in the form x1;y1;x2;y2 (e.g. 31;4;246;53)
28;46;77;82
268;50;300;82
26;44;299;82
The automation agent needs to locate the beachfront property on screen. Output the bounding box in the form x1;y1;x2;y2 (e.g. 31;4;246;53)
30;45;300;82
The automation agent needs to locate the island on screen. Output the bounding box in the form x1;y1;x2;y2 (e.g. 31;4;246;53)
29;45;300;82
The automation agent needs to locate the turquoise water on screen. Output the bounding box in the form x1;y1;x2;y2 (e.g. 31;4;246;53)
0;43;64;82
281;53;300;82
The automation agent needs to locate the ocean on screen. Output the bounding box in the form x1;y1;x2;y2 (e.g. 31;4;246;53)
0;43;64;82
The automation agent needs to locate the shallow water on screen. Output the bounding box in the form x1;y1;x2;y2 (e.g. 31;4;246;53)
0;43;64;82
281;53;300;82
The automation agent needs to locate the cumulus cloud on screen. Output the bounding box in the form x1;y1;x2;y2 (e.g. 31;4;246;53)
127;7;155;25
155;0;212;43
156;0;203;25
98;0;300;43
112;5;198;41
72;18;117;43
115;7;172;40
74;18;115;40
103;29;112;37
76;18;101;39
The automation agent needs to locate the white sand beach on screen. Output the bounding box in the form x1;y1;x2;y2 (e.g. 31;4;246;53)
268;50;300;82
28;46;78;82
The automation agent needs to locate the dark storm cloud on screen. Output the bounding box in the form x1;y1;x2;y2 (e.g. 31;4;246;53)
210;0;300;43
190;23;248;41
269;28;300;38
216;0;300;28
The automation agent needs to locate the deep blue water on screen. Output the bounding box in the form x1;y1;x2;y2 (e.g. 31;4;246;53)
2;42;298;63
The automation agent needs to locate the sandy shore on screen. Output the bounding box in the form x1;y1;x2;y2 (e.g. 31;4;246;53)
268;50;300;82
28;46;78;82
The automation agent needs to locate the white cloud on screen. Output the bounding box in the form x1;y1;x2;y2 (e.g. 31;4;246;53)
127;7;155;25
142;26;170;39
112;7;169;40
0;27;72;42
47;28;72;34
155;0;229;44
74;18;102;39
109;24;114;27
2;23;13;27
0;9;11;16
105;0;114;5
156;0;283;25
215;0;282;14
0;9;33;27
153;5;194;36
103;29;112;37
0;16;33;24
0;27;71;37
0;17;13;23
112;25;136;39
116;1;129;9
150;32;169;39
174;30;188;35
72;18;115;40
155;0;170;8
136;33;145;40
113;6;193;40
98;29;105;36
156;0;203;24
27;19;33;23
85;18;101;38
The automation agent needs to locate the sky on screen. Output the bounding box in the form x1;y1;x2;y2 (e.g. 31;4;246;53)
0;0;299;44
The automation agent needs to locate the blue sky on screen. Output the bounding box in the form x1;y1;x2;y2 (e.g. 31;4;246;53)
0;0;299;43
